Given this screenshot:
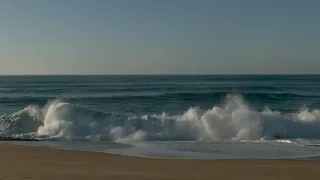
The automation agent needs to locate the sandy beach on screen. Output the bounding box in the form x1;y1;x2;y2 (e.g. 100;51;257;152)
0;144;319;180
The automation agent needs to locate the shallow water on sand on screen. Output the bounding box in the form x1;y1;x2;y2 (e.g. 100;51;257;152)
4;140;320;160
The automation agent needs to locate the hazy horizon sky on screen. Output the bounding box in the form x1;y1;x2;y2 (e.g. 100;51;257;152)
0;0;319;75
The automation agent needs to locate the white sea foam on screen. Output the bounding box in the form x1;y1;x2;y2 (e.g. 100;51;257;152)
1;94;320;141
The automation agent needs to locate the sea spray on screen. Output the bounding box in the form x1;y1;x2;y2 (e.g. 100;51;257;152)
1;94;320;141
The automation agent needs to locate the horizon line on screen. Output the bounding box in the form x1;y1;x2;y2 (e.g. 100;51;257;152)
0;73;319;76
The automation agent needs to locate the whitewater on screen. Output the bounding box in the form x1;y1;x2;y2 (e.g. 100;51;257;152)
2;94;320;141
1;75;320;159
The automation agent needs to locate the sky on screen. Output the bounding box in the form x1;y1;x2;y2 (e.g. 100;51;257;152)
0;0;319;75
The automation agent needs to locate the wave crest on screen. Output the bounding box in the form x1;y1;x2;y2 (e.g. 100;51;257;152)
1;95;320;141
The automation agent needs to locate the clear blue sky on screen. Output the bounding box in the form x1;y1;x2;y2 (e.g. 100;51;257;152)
0;0;319;75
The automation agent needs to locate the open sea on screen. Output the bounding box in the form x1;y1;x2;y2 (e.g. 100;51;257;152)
1;75;320;160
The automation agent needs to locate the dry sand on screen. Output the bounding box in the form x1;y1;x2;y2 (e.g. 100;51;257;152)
0;144;319;180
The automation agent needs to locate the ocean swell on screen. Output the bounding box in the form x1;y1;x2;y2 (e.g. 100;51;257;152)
1;94;320;141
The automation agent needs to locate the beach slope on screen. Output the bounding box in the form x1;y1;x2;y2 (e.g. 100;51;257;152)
0;144;319;180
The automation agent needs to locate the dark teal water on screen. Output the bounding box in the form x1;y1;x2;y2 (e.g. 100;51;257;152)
1;75;320;141
1;75;320;114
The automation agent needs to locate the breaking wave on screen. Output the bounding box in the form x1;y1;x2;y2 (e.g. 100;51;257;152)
1;94;320;141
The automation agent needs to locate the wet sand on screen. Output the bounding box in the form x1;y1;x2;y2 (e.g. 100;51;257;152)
0;144;319;180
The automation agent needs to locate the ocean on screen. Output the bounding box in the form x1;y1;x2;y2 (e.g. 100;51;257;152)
1;75;320;159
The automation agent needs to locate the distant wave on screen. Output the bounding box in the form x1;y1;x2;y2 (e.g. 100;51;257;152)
1;94;320;141
0;91;317;102
159;91;316;101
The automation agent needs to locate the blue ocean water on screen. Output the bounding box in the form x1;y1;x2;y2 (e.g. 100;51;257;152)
1;75;320;140
1;75;320;114
2;75;320;159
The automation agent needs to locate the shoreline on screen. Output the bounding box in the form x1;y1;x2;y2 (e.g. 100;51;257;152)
1;143;320;180
3;140;320;161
